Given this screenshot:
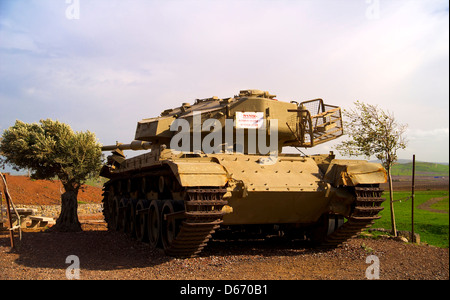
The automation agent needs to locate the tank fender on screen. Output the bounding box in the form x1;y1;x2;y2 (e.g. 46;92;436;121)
166;161;228;187
324;160;387;187
326;186;354;217
226;178;248;198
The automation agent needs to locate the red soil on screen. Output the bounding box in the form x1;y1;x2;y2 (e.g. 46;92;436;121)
1;175;103;205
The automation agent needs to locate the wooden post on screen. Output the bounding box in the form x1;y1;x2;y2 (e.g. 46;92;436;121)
0;191;3;224
0;173;15;249
5;191;15;249
387;166;397;237
411;155;415;243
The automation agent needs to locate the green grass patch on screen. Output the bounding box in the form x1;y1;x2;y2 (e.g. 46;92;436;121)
391;161;449;176
83;176;108;188
430;197;449;212
372;190;449;248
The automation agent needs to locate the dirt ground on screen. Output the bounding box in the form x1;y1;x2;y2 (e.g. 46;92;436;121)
1;224;448;281
1;175;103;205
1;174;448;281
380;175;449;191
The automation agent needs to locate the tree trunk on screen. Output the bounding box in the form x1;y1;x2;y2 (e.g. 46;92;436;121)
387;167;397;237
53;187;82;232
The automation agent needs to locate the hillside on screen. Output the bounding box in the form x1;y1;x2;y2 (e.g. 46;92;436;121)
1;174;103;205
391;161;449;177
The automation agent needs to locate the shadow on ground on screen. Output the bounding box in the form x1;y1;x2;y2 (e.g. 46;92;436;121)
1;226;320;272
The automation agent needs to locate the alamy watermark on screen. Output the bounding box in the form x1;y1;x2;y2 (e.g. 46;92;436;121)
66;255;80;279
65;0;80;20
365;0;380;20
169;111;279;164
365;255;380;279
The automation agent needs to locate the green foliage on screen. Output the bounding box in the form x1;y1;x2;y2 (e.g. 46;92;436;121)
0;119;103;190
373;190;449;248
335;101;407;169
83;175;108;188
391;161;449;176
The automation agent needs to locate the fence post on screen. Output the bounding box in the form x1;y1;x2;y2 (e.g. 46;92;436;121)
1;173;15;249
411;155;415;243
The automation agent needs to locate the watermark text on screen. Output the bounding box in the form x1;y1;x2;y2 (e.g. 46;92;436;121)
65;0;80;20
365;254;380;279
66;255;80;279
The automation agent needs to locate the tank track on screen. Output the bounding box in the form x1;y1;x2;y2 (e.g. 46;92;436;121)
163;188;227;257
102;184;227;258
102;183;383;255
321;186;385;248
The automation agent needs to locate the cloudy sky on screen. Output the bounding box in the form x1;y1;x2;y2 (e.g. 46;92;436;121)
0;0;448;168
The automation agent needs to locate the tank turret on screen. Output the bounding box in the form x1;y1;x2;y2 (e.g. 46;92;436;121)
104;89;343;157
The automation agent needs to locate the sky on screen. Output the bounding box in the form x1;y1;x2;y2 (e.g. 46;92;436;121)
0;0;449;170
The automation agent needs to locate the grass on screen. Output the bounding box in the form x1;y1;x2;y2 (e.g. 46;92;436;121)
372;190;449;248
83;176;108;188
431;197;449;212
391;161;449;177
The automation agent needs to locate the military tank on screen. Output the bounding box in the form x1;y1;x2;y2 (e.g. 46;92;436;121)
100;89;387;257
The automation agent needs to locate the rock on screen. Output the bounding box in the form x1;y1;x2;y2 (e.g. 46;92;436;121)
368;228;389;233
395;236;409;243
397;230;421;244
359;231;373;238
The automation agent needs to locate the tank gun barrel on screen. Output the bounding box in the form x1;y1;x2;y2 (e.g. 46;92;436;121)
101;140;152;152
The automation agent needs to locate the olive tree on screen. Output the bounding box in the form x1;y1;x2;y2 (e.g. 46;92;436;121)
0;119;103;232
335;101;407;236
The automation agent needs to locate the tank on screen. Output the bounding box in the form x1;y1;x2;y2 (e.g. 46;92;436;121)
100;89;387;257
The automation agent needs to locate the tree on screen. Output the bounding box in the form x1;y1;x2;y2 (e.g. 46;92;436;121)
335;101;407;236
0;119;103;232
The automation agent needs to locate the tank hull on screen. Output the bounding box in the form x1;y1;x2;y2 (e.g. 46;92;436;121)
101;150;386;257
211;154;329;225
224;191;329;225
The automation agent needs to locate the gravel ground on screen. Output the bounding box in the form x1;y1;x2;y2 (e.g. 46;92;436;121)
1;175;448;284
14;203;103;218
1;221;448;281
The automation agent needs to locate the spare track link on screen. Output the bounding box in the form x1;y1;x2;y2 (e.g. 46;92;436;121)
321;186;385;248
164;188;227;257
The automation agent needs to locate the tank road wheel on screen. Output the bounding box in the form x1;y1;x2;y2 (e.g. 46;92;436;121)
316;185;385;248
310;214;345;245
102;186;112;225
135;199;149;243
147;200;163;248
327;215;345;235
161;200;182;252
120;198;130;233
102;186;117;230
111;196;122;231
127;199;138;238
